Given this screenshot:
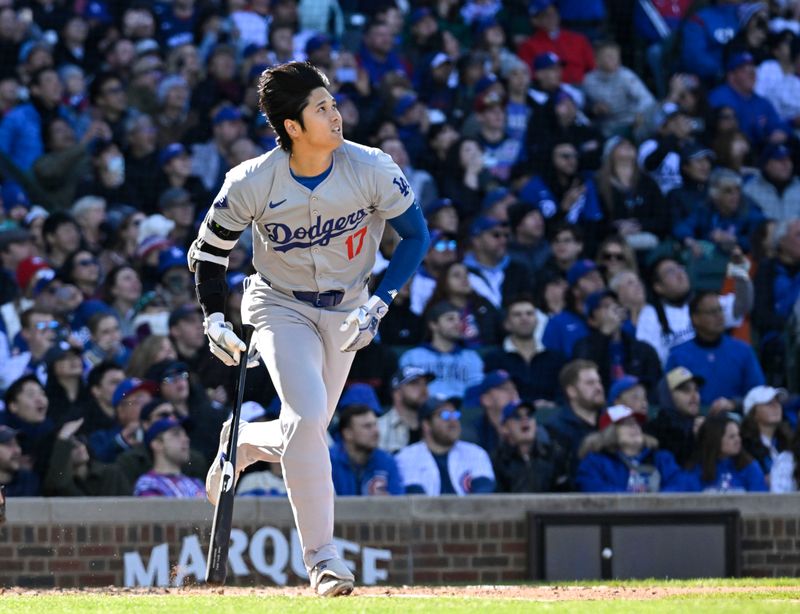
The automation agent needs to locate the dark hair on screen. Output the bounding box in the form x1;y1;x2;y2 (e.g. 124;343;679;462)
689;290;718;316
89;72;123;105
504;293;538;315
338;404;375;431
694;414;754;483
790;429;800;488
559;359;599;393
424;261;471;314
29;66;58;89
42;211;79;240
20;308;54;331
740;405;793;456
59;249;95;286
88;310;119;335
87;360;124;391
4;374;44;408
257;61;329;152
101;264;138;304
547;221;583;243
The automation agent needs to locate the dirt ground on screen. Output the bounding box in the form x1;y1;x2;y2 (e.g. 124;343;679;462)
2;584;800;601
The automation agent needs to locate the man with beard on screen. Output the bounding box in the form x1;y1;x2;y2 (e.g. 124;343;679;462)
133;415;204;497
395;396;495;495
378;366;433;453
636;256;752;365
545;359;605;477
330;404;403;496
646;366;705;467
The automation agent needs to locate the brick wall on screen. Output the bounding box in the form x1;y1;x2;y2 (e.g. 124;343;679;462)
0;495;798;587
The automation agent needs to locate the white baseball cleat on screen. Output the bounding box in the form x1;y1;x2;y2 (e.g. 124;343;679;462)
205;417;247;506
310;558;355;597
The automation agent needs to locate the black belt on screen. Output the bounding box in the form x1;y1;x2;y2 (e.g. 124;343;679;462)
261;275;344;307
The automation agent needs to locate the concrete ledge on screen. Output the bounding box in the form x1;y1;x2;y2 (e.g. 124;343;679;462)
7;494;800;525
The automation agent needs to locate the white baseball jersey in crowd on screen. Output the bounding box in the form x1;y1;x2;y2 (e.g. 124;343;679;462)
190;140;415;571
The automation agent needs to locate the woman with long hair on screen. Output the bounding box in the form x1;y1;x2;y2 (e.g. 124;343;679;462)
101;265;143;338
771;427;800;493
595;235;639;282
59;249;102;299
100;209;145;273
595;137;669;245
440;137;493;222
423;260;503;347
576;405;690;493
740;387;793;479
689;414;767;492
125;334;178;379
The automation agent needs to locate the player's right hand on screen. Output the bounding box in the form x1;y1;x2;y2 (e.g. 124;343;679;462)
204;313;255;367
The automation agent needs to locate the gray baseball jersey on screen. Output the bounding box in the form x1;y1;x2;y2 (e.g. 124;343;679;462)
189;140;414;294
196;140;415;574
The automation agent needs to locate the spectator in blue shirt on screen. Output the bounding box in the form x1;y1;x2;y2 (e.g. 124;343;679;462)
0;67;67;172
674;167;765;255
330;404;403;496
687;413;768;492
708;52;788;148
0;425;39;497
666;292;765;412
542;259;605;358
679;1;741;81
576;404;692;493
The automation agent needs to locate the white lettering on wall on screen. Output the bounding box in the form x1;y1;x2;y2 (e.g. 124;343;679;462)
123;525;392;588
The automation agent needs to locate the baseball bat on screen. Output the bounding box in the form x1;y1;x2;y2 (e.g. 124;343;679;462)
205;324;255;586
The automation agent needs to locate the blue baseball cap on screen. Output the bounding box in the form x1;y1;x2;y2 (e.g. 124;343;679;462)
157;246;187;274
305;33;332;55
409;7;433;26
337;383;382;414
418;394;461;420
469;216;504;237
533;52;562;71
482;187;511;211
425;198;456;218
112;378;157;409
158;143;187;167
607;375;642;404
584;289;615;318
501;399;536;424
144;416;187;447
213;105;243;125
567;259;599;286
474;74;499;96
529;0;554;15
0;424;19;444
726;51;755;72
391;365;434;390
2;182;30;212
474;370;512;398
393;94;419;118
759;143;791;166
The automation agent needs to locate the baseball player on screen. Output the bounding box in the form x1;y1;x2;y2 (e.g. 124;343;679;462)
188;62;430;596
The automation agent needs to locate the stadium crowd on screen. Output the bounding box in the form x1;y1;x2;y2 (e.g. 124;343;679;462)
1;0;800;499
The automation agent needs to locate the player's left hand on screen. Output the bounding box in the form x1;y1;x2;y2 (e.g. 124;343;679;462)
339;296;388;352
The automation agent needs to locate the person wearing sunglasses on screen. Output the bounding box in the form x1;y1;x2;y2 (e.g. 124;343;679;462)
463;216;534;310
60;249;101;299
145;359;224;465
395;395;495;495
115;397;207;487
408;229;459;316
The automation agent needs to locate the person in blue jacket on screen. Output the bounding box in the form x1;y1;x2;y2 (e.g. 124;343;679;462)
679;1;741;81
576;404;693;493
708;52;789;148
687;412;768;492
666;291;765;411
673;167;764;255
330;404;403;496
